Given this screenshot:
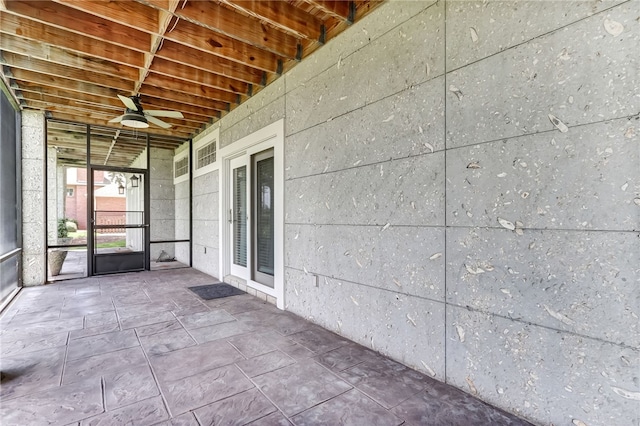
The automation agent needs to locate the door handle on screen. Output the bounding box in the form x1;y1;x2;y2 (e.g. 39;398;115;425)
228;209;233;224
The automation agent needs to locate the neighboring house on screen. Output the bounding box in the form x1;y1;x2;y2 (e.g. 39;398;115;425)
65;168;125;230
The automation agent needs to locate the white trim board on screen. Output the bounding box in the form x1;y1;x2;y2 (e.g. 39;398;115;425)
218;120;285;310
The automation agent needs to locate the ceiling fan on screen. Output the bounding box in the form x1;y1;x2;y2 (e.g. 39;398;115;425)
108;94;184;129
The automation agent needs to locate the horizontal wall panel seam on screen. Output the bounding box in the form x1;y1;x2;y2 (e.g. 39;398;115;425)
284;266;637;350
446;0;632;75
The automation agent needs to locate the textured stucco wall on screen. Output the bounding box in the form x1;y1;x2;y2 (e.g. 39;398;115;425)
21;110;46;285
188;1;639;424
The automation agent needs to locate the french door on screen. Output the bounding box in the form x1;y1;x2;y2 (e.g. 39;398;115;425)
228;149;275;288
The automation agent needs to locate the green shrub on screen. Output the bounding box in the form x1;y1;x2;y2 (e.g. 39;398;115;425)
57;218;68;238
66;221;78;233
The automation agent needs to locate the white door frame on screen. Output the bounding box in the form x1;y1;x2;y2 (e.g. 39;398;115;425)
219;120;285;309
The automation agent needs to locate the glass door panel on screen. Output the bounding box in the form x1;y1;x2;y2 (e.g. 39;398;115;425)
230;157;248;277
253;149;274;287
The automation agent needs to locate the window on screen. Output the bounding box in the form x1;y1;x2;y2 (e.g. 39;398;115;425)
66;188;74;197
174;157;188;179
197;141;216;169
193;128;219;178
173;150;189;184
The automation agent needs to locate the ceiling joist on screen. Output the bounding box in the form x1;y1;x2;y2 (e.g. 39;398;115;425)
1;0;384;167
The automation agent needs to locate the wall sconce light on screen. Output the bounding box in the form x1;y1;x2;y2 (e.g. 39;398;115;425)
130;174;139;188
118;184;125;195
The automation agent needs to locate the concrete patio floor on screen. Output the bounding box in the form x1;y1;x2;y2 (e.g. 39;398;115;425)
0;269;532;425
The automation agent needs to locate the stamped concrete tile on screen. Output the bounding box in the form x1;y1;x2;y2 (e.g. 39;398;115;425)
120;310;176;330
116;301;177;320
292;389;403;426
194;388;277;425
391;380;532;426
69;323;120;340
171;304;211;317
59;303;116;319
189;320;260;344
67;329;139;361
84;311;118;328
0;316;83;342
150;340;244;382
153;412;199;426
112;291;152;307
81;396;168;426
246;411;292;426
234;310;309;336
279;343;316;361
177;309;236;329
288;326;350;354
135;320;183;337
104;365;160;410
64;347;148;384
140;329;196;355
0;377;103;426
213;297;269;314
62;295;113;309
0;331;68;357
161;365;254;415
10;308;61;325
227;330;295;358
314;342;383;372
236;350;297;378
253;362;352;416
339;358;432;409
0;346;66;400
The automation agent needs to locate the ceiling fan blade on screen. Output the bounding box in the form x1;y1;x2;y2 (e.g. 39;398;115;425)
146;115;172;129
144;110;184;118
117;94;138;111
108;115;125;123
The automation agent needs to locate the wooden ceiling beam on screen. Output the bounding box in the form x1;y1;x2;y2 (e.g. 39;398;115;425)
46;111;193;138
163;18;282;73
174;1;300;59
125;94;221;120
221;0;324;41
139;84;230;113
2;0;151;52
150;57;249;96
0;33;140;80
142;73;240;105
0;13;146;68
133;0;178;95
10;68;118;99
304;0;354;22
51;0;159;34
15;84;133;112
23;97;122;117
27;98;204;131
156;40;266;86
1;52;135;92
8;70;121;99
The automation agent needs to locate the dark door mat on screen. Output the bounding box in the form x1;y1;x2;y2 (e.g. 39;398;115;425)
188;283;246;300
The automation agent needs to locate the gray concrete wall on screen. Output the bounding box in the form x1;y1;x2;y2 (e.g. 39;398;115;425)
191;168;220;278
149;147;176;260
188;1;639;424
21;111;46;285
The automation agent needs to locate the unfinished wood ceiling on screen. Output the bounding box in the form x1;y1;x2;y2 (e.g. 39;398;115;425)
0;0;382;165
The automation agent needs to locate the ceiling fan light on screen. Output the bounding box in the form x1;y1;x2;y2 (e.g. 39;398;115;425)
121;112;149;129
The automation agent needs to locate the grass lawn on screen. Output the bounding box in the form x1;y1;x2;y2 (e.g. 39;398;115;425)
96;240;126;248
